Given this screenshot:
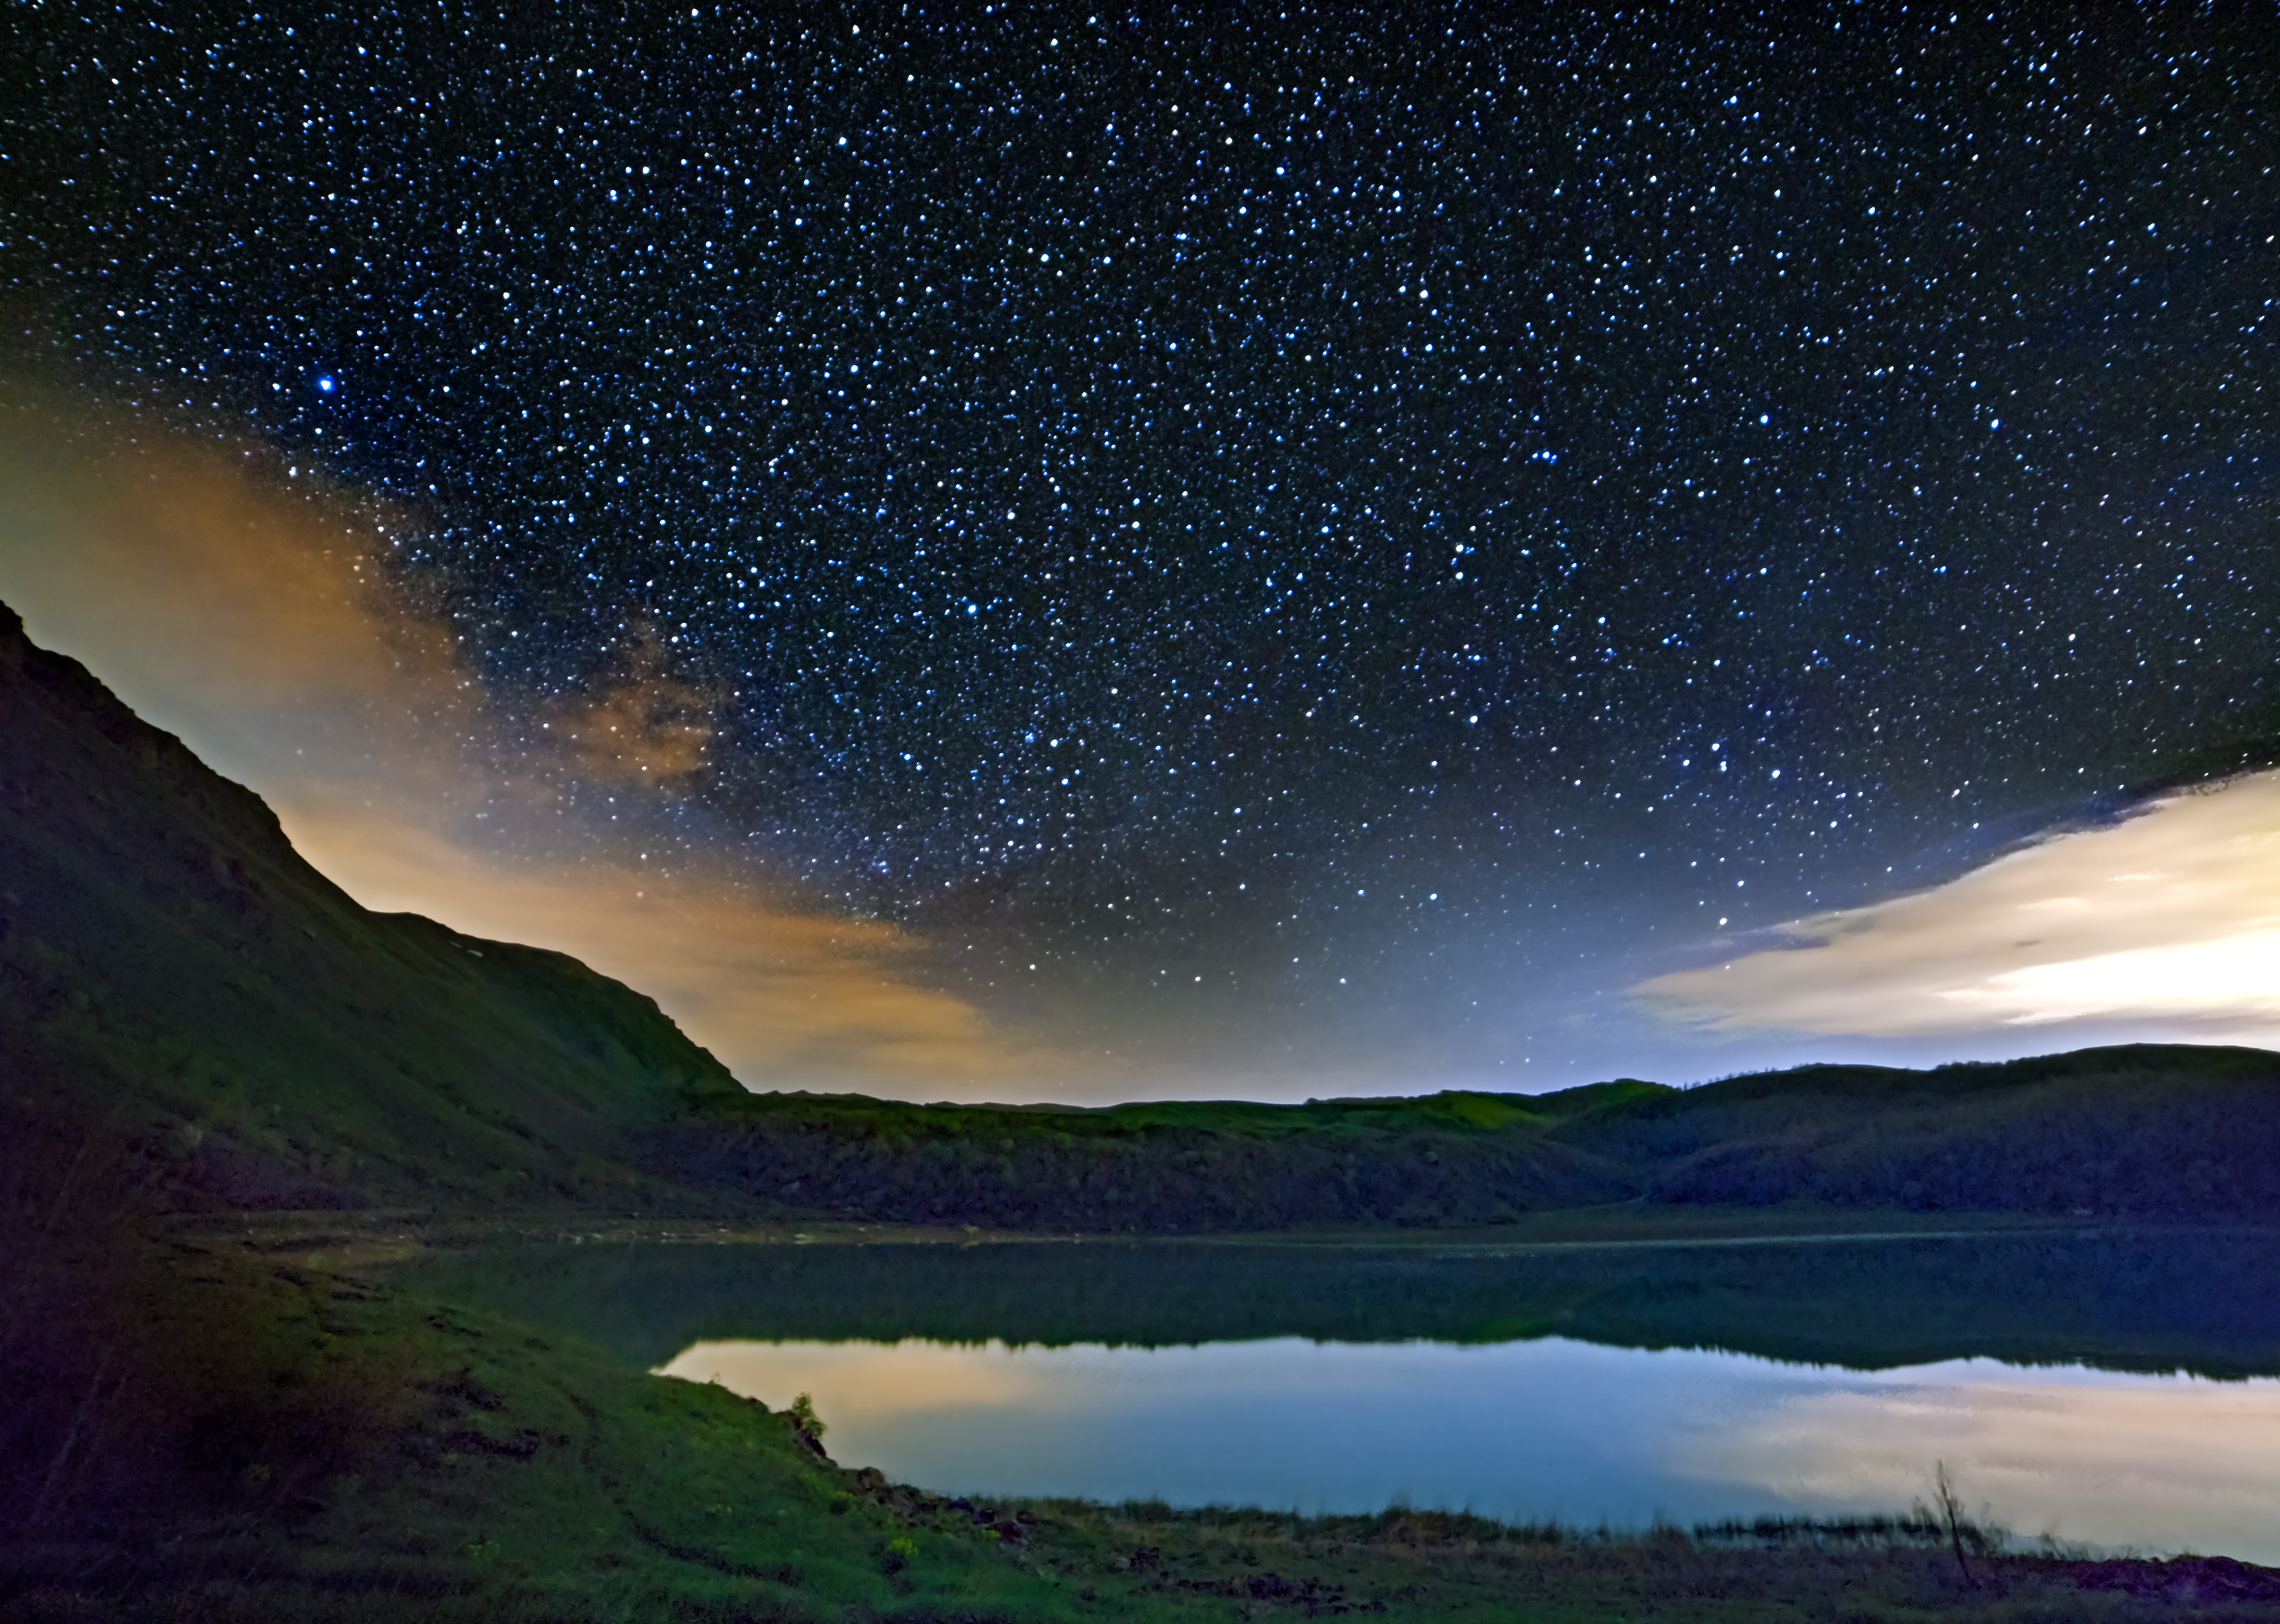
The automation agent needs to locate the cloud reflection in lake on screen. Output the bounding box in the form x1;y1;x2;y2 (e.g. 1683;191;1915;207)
1680;1357;2280;1560
662;1336;2280;1560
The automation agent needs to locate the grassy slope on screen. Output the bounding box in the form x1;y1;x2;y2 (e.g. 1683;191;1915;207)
3;1225;1070;1621
0;601;747;1216
661;1041;2280;1232
1551;1047;2280;1220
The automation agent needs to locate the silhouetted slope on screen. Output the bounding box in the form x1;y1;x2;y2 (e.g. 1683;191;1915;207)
0;601;744;1215
668;1043;2280;1228
1551;1046;2280;1220
666;1085;1642;1231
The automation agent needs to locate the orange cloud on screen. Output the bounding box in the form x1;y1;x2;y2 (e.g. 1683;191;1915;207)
538;627;720;785
293;805;1064;1093
0;383;469;791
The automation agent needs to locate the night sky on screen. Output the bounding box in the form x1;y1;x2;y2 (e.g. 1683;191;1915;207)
5;3;2277;1092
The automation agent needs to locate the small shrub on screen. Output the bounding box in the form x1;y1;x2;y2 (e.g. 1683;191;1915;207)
788;1391;826;1439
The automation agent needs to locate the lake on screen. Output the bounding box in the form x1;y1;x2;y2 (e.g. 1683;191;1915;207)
395;1226;2280;1560
659;1334;2280;1560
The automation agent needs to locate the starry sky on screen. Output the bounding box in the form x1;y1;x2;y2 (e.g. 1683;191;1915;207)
4;2;2277;1096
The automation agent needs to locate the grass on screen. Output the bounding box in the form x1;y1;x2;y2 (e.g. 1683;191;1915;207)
3;1234;1065;1621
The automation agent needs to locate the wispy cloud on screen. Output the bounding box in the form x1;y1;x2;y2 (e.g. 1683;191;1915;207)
294;808;1068;1093
536;625;722;785
1637;772;2280;1043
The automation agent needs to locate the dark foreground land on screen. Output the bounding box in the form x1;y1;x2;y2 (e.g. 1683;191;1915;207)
11;592;2280;1619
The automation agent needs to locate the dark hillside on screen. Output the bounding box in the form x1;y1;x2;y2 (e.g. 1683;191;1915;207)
0;598;769;1575
664;1085;1641;1231
662;1041;2280;1230
0;601;745;1217
1552;1046;2280;1220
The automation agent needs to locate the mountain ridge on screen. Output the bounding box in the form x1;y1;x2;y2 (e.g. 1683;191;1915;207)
0;599;745;1219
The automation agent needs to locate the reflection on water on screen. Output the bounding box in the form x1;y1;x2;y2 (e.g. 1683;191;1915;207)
389;1229;2280;1558
662;1335;2280;1562
396;1229;2280;1378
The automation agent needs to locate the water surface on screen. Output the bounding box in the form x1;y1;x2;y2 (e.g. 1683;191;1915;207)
663;1333;2280;1561
392;1227;2280;1558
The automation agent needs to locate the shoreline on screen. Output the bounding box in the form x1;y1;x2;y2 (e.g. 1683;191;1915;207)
173;1202;2280;1271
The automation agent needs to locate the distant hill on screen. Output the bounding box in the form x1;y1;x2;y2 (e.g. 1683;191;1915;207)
662;1084;1647;1230
669;1042;2280;1230
1551;1045;2280;1221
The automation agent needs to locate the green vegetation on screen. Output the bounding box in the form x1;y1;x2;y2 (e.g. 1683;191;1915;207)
1557;1046;2280;1221
0;600;745;1224
12;594;2280;1617
3;1230;1069;1621
661;1042;2280;1232
663;1083;1645;1232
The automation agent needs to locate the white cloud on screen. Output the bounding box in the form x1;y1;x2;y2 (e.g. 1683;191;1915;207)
1637;772;2280;1042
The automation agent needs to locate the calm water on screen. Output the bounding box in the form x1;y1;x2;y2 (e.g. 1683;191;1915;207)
392;1229;2280;1560
661;1334;2280;1561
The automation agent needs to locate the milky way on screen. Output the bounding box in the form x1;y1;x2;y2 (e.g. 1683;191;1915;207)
6;3;2276;1081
